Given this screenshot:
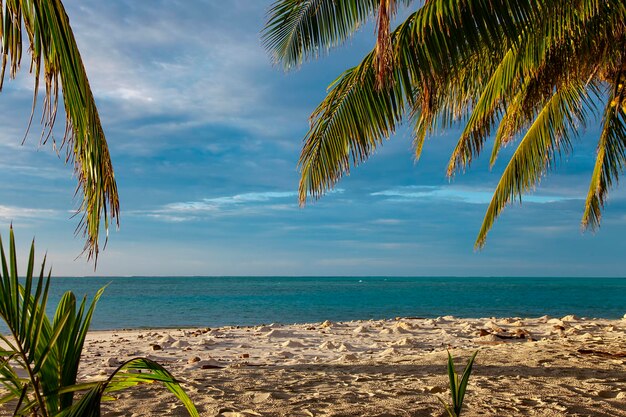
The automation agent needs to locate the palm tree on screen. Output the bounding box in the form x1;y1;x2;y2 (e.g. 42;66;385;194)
1;0;119;261
263;0;626;247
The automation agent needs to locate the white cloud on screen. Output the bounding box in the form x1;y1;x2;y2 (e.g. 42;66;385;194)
371;185;575;204
67;0;282;139
130;190;301;222
165;191;298;212
370;218;403;225
0;205;60;221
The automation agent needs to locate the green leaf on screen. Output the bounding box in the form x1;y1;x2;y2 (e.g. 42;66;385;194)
456;351;478;413
1;0;120;262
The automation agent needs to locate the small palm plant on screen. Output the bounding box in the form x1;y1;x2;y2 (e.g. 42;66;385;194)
438;351;478;417
0;227;199;416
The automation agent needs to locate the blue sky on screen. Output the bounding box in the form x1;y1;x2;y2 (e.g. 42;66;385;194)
1;1;625;277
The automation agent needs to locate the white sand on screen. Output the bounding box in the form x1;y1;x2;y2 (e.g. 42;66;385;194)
3;315;626;416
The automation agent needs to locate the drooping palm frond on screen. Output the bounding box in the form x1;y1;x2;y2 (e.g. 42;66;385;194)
1;0;119;262
298;49;412;204
267;0;626;247
448;0;622;176
475;81;593;247
582;94;626;230
296;0;541;204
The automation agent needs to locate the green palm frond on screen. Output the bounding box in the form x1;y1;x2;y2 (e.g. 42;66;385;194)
582;95;626;230
1;0;119;262
476;81;592;248
59;358;199;417
266;0;626;246
296;0;545;204
0;227;53;416
263;0;418;70
298;48;412;204
263;0;381;69
447;49;518;175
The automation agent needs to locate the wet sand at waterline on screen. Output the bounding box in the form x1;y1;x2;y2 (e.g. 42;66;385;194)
2;315;625;416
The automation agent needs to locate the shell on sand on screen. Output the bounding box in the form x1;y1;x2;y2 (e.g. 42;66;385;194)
186;358;223;370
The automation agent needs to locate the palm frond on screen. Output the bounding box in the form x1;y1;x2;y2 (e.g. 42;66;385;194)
582;95;626;229
263;0;382;70
298;49;411;204
476;81;591;248
60;358;199;417
1;0;119;262
448;49;517;175
0;227;52;416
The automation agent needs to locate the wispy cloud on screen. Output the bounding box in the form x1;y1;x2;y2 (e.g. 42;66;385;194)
371;185;575;204
370;218;404;225
131;191;302;222
0;205;59;221
165;191;298;212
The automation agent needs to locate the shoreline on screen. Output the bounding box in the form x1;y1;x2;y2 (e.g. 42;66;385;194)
73;315;626;416
83;312;626;332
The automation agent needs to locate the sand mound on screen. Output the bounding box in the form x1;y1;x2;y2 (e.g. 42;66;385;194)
319;341;339;350
353;325;369;334
281;340;304;348
264;329;289;338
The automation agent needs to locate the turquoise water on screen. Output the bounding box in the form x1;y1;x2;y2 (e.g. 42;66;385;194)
34;276;626;330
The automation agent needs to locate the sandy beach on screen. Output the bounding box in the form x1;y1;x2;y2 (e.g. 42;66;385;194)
43;315;623;417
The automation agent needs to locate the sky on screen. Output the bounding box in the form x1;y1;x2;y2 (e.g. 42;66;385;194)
0;0;625;277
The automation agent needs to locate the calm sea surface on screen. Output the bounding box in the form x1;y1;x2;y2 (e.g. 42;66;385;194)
31;277;625;330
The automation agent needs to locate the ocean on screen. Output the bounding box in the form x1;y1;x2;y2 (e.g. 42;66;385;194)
35;276;626;330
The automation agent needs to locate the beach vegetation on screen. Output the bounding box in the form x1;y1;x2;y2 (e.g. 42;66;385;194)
0;0;119;261
438;350;478;417
0;228;198;416
263;0;626;247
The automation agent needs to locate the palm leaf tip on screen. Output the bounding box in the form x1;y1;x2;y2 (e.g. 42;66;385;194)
581;98;626;232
